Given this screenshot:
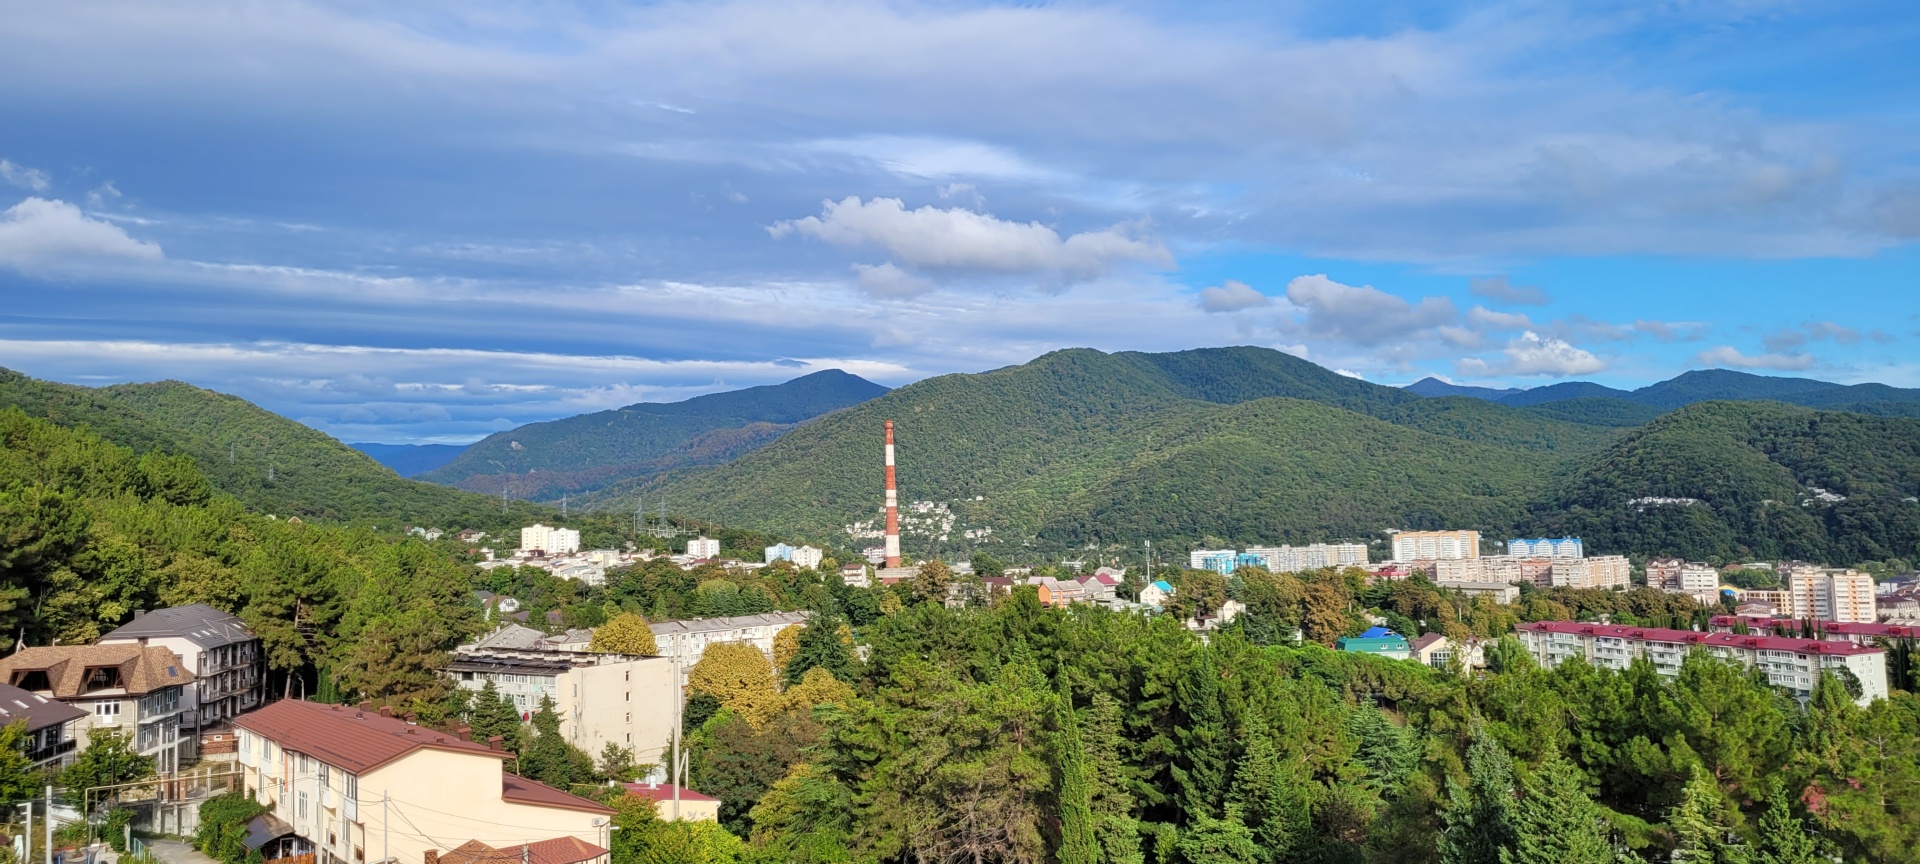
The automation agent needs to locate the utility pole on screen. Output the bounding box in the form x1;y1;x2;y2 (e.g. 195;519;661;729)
671;632;682;822
382;791;389;864
23;798;32;864
44;785;52;864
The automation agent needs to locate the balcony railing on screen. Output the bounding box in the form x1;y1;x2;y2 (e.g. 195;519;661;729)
26;739;77;764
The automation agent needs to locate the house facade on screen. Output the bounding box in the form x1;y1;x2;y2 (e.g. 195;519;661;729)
0;680;87;771
98;604;266;736
444;645;676;764
0;644;194;776
1514;621;1887;704
647;612;811;668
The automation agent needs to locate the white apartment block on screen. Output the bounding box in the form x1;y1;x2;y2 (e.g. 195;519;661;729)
1241;543;1368;573
648;611;812;670
1515;621;1886;705
791;545;824;569
1507;537;1583;559
1392;530;1481;562
519;524;580;555
1786;568;1877;623
1550;555;1630;590
1647;558;1720;593
686;536;721;559
446;648;676;764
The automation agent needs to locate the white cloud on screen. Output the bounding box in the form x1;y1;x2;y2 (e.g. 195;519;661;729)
1197;280;1270;313
1467;306;1535;331
1460;331;1605;378
0;197;162;271
803;136;1061;183
770;196;1170;278
852;262;933;298
1632;319;1709;342
1282;274;1456;346
1469;276;1548;306
0;159;50;192
1696;345;1816;371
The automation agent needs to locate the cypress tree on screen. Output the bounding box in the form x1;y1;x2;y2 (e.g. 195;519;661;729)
1670;766;1749;864
1084;693;1145;864
1172;647;1232;822
1055;689;1099;864
1440;726;1518;864
1753;782;1821;864
1228;721;1310;864
1501;752;1613;864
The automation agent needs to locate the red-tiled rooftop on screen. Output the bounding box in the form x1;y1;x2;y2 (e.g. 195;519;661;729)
502;773;615;814
439;837;608;864
622;782;719;803
1709;616;1920;640
1516;621;1881;655
233;699;500;774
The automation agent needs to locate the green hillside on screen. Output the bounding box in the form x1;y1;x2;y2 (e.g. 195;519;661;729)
1517;397;1667;428
628;347;1618;553
0;367;548;529
421;369;888;496
1524;401;1920;563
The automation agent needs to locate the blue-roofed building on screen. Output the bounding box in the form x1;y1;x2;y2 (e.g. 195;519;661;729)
1336;628;1412;660
1140;580;1175;608
1235;552;1268;572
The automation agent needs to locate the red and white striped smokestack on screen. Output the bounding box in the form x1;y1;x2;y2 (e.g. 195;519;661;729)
883;420;901;568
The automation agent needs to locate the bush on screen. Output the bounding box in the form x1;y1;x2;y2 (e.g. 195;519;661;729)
195;793;268;864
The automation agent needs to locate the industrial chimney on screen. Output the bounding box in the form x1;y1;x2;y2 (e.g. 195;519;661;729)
884;420;901;568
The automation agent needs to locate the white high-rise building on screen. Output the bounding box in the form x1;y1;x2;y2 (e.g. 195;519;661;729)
686;536;721;559
1392;530;1481;562
1242;543;1368;573
792;545;824;569
1508;537;1584;559
518;523;580;555
1786;568;1878;623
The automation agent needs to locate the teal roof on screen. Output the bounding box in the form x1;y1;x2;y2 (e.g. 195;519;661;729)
1336;635;1411;654
1152;580;1174;592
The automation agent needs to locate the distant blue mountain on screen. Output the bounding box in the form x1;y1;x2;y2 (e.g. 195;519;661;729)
351;442;468;477
1403;369;1920;419
1403;377;1523;400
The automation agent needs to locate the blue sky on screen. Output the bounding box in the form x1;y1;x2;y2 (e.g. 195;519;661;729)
1;0;1916;443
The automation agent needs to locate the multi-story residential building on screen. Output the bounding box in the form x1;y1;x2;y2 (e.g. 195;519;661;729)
647;612;811;669
686;536;721;559
519;524;581;556
1508;537;1583;559
1189;550;1237;574
764;543;797;564
1787;568;1877;623
1392;530;1481;562
1034;578;1088;608
839;562;871;588
1241;543;1368;574
791;545;824;569
235;700;614;864
1514;621;1887;705
0;645;194;776
1647;559;1719;593
0;681;87;771
1076;573;1122;606
1548;555;1631;590
99;604;264;736
445;642;676;763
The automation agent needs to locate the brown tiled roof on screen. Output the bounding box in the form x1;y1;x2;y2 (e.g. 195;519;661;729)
0;645;192;698
233;700;499;774
501;774;616;814
440;837;607;864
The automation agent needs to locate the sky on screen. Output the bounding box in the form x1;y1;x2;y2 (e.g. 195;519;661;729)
1;0;1917;444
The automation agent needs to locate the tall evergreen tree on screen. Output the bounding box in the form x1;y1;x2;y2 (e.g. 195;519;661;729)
1670;766;1749;864
1055;690;1098;864
1440;726;1518;864
465;680;525;754
1501;752;1613;864
1083;692;1145;864
1172;647;1232;822
1228;721;1311;864
783;611;857;686
1752;782;1820;864
1349;704;1421;797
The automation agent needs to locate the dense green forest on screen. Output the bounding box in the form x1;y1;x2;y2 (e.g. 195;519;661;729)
421;369;888;497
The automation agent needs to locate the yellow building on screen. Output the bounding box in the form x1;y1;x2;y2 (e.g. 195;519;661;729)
235;700;613;864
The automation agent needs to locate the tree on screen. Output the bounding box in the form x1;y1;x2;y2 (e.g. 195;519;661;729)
59;729;155;808
592;612;660;656
687;642;782;725
1440;726;1517;864
1229;721;1311;864
912;559;954;606
1083;692;1145;864
1752;781;1821;864
971;550;1006;579
0;721;40;803
465;680;525;754
518;696;594;788
1349;704;1421;796
1176;805;1260;864
600;742;641;783
1502;752;1614;864
1054;691;1098;864
194;793;268;864
783;666;855;713
782;613;857;686
1670;766;1749;864
1172;646;1231;821
772;624;803;673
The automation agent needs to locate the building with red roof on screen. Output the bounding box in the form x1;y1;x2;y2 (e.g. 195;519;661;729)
622;781;720;823
1514;621;1886;704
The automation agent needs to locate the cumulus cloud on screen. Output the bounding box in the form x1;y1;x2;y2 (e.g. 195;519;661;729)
0;197;162;271
1466;306;1534;331
770;196;1170;279
1469;276;1549;306
1696;345;1816;371
1282;274;1456;346
1197;280;1270;313
1458;331;1605;378
0;159;50;192
852;261;933;298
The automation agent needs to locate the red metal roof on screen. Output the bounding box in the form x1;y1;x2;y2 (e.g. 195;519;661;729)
233;699;500;774
440;837;608;864
622;782;719;803
1515;621;1881;655
501;774;616;814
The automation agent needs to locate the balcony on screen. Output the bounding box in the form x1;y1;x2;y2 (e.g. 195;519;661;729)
26;739;76;764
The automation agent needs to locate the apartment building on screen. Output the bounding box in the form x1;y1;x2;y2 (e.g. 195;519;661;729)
1786;568;1877;623
0;680;86;771
235;700;613;864
1549;555;1631;590
1647;559;1720;593
1391;530;1480;562
685;536;721;559
445;640;677;763
1189;550;1236;574
98;604;265;735
1241;543;1368;574
1443;581;1520;604
647;612;811;668
0;644;195;776
763;543;824;569
1514;621;1886;705
519;524;581;556
1507;537;1583;559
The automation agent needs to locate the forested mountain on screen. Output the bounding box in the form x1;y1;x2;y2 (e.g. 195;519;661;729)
420;369;889;499
1411;367;1920;416
630;347;1623;555
0;367;547;529
351;442;466;477
1525;401;1920;563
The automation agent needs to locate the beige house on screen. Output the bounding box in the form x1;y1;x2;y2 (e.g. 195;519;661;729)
235;700;614;864
621;782;720;822
0;644;195;777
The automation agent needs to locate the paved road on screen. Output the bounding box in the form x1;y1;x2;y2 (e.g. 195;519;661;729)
143;840;217;864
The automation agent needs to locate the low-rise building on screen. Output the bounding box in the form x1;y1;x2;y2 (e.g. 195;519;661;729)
0;644;194;776
839;562;871;588
0;680;86;771
1514;621;1886;705
445;644;676;764
1138;580;1174;609
1441;581;1520;604
1034;578;1088;608
621;782;720;822
98;604;265;737
1076;573;1121;605
685;537;721;559
434;838;607;864
235;700;614;864
1336;628;1412;660
648;612;811;669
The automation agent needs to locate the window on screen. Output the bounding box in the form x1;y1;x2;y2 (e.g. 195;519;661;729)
94;701;120;723
344;775;357;803
298;792;309;820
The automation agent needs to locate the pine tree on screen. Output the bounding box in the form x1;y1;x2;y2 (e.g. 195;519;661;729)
1084;692;1145;864
1228;721;1310;864
1440;726;1518;864
783;611;857;686
1501;752;1613;864
465;679;525;754
1348;704;1421;796
1752;782;1820;864
1175;804;1261;864
1055;690;1099;864
1172;647;1232;822
1670;766;1749;864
